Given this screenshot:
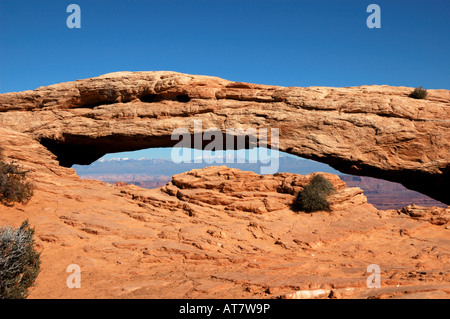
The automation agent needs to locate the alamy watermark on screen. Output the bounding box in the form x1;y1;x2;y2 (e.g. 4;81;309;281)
171;120;280;175
366;4;381;29
66;264;81;288
66;4;81;29
61;3;382;295
366;264;381;288
66;4;381;30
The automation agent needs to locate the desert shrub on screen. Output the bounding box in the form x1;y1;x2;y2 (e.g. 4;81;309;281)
295;175;335;213
409;86;428;99
0;220;41;299
0;148;34;206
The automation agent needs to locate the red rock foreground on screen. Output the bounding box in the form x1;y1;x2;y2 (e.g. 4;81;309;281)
0;130;448;299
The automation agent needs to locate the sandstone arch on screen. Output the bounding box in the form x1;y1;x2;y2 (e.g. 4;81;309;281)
0;71;448;204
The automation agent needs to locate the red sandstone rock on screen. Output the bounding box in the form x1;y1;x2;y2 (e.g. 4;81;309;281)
0;73;449;299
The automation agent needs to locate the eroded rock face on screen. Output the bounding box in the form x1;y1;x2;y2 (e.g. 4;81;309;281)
399;205;450;227
0;71;448;203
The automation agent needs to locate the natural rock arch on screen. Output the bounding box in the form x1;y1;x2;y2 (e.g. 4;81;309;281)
0;71;448;204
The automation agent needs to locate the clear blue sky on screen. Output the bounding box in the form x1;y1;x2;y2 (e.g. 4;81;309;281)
1;0;449;94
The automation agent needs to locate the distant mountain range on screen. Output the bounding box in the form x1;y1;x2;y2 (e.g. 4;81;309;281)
74;156;446;210
74;155;341;177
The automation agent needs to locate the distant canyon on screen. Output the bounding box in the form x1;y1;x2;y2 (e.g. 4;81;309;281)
75;157;446;210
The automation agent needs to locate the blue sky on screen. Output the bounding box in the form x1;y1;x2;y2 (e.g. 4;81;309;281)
1;0;449;94
1;0;449;163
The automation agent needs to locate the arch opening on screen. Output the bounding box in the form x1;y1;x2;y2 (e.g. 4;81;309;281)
38;131;449;206
71;146;447;210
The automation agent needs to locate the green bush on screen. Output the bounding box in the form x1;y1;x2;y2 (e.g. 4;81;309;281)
0;220;41;299
0;148;34;206
409;86;428;99
294;175;335;213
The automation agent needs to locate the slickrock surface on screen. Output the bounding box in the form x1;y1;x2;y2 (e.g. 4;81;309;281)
0;71;449;203
0;129;449;299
